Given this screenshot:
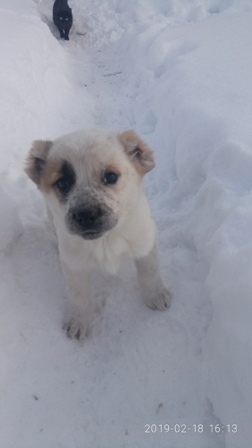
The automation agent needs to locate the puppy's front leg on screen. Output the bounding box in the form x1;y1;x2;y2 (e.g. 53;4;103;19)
62;263;94;340
135;239;171;311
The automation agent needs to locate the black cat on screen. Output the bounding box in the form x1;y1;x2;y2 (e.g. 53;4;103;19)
53;0;73;41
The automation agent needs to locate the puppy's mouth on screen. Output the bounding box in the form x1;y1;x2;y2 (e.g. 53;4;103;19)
65;206;118;240
78;229;105;240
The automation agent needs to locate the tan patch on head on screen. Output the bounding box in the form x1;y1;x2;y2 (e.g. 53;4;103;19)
39;159;77;206
39;158;63;193
119;130;155;176
46;170;62;187
105;163;121;176
25;140;76;202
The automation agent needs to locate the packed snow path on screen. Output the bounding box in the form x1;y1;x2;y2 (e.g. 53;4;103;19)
0;1;251;447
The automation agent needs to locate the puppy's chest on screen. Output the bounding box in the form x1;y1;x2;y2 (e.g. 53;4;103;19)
59;232;132;275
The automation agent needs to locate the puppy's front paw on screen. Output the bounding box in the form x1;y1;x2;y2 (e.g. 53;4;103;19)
63;317;89;340
145;287;172;311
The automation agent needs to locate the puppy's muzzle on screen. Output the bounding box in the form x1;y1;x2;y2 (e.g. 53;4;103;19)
66;205;117;240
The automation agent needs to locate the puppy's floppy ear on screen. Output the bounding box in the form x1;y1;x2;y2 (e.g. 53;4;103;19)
119;130;155;175
25;140;52;185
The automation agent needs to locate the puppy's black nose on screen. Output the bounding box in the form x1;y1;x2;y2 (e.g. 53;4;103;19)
72;207;102;228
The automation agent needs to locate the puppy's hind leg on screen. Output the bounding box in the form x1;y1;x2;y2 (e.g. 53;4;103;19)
62;263;94;340
135;239;171;311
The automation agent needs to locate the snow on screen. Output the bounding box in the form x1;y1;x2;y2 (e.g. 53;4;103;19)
0;0;252;447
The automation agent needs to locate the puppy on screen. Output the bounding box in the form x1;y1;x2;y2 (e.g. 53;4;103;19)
25;128;171;340
53;0;73;41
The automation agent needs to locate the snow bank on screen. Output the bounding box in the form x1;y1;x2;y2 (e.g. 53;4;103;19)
0;0;94;177
97;4;252;446
198;146;252;446
0;0;94;241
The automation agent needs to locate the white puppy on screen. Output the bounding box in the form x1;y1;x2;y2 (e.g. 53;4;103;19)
26;128;171;339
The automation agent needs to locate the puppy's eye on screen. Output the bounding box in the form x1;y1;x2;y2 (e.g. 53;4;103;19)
103;172;118;185
55;178;71;193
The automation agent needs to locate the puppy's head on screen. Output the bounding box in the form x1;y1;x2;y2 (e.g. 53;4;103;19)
25;128;155;240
